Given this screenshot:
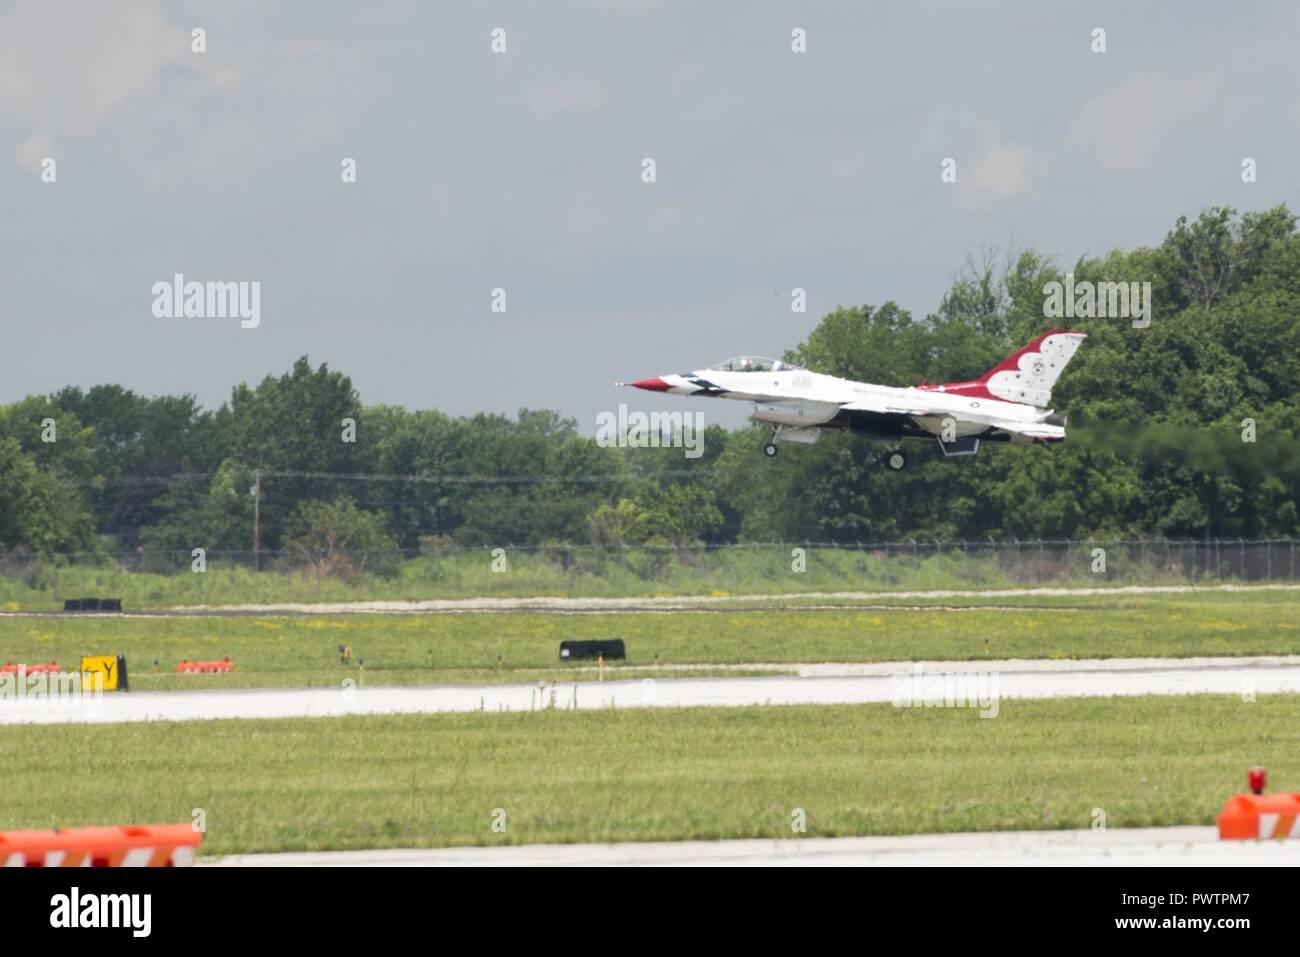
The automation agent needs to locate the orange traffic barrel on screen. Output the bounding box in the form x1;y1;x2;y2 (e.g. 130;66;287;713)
1217;793;1300;840
0;824;202;866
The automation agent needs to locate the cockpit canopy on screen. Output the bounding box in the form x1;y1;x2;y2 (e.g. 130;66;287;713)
708;356;804;373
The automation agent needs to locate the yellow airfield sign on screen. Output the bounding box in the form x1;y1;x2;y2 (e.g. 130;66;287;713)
81;655;129;692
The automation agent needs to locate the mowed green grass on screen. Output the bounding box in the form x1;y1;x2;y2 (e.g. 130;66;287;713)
2;695;1295;854
0;591;1295;690
0;546;1123;608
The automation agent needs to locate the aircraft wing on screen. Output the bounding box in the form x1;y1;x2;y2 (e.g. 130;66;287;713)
838;397;934;417
841;397;1067;442
997;421;1067;441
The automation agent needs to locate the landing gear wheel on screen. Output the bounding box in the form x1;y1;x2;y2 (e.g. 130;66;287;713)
764;443;779;457
885;450;907;471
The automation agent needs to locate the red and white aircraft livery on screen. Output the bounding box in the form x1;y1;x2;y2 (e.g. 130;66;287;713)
622;329;1087;470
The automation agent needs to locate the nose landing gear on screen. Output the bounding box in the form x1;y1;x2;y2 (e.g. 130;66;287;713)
884;449;907;471
763;424;784;457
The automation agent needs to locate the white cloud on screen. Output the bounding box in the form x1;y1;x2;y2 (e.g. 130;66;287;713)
0;1;191;138
1067;72;1225;172
14;133;58;173
959;133;1046;212
0;1;349;185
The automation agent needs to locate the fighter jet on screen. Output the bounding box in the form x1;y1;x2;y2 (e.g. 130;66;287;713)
622;329;1086;470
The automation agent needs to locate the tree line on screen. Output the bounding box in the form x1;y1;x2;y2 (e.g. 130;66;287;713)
1;205;1297;570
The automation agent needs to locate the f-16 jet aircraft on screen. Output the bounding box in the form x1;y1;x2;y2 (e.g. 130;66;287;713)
622;329;1086;470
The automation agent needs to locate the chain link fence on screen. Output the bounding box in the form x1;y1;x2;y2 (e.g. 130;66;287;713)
0;539;1294;609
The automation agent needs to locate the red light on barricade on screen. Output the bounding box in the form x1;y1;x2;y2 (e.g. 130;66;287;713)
1248;766;1267;795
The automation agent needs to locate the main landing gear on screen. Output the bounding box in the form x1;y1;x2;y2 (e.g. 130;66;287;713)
761;425;907;471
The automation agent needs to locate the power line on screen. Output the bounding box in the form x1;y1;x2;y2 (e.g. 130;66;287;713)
52;467;716;489
261;469;715;485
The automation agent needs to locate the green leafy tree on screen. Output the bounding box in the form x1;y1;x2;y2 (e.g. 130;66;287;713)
282;498;401;578
0;438;95;554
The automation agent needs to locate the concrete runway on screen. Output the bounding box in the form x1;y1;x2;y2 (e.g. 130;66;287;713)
4;654;1300;725
204;826;1300;866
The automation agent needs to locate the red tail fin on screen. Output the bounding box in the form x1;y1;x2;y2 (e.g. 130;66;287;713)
919;330;1087;408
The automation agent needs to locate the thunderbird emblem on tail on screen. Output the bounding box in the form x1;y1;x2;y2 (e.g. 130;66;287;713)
621;330;1087;471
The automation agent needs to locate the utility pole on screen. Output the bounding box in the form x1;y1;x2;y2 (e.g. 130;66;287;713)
252;468;262;572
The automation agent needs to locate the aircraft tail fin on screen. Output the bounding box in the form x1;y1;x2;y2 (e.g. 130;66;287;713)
924;330;1087;408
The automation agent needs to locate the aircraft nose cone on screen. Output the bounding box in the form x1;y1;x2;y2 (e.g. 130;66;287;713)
629;377;671;392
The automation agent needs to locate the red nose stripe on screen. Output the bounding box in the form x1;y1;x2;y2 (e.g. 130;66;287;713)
630;377;671;392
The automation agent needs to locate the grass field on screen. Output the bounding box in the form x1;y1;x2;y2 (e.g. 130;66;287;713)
2;694;1293;854
0;591;1295;690
4;541;1288;609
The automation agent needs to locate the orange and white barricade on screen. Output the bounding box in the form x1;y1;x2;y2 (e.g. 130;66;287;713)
1218;792;1300;840
0;824;201;867
176;657;233;673
1;661;60;674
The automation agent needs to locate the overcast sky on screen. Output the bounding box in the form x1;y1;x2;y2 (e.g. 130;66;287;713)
2;1;1297;432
